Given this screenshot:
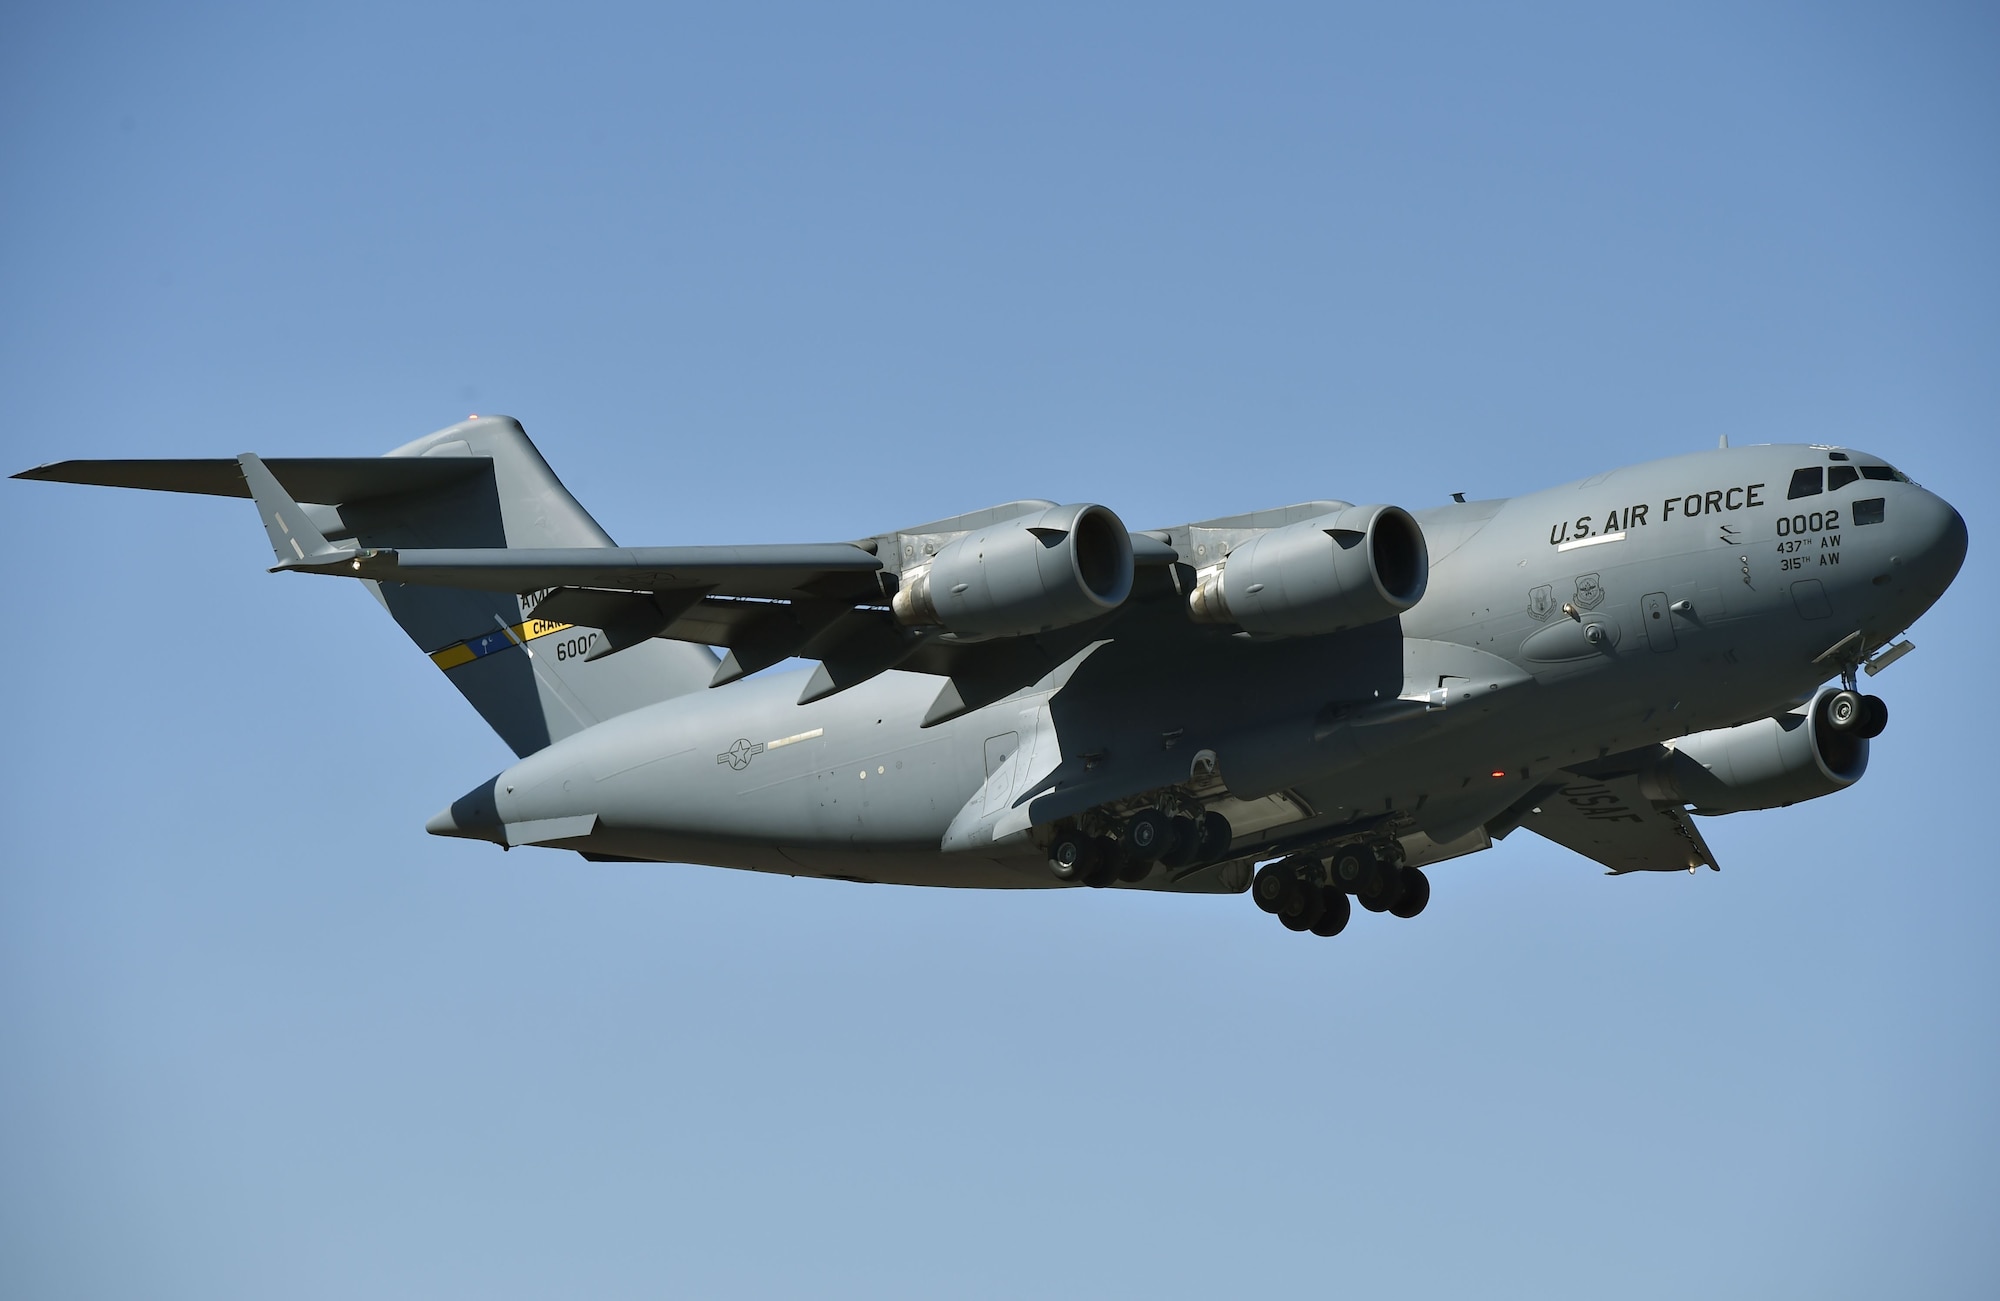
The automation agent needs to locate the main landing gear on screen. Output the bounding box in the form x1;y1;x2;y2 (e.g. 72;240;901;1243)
1047;809;1233;888
1253;848;1429;940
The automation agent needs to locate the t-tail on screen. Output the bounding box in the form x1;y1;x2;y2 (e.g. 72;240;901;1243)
15;416;719;756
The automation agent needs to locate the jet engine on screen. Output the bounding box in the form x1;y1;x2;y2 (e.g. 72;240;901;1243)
1639;688;1869;815
891;502;1135;636
1186;503;1428;636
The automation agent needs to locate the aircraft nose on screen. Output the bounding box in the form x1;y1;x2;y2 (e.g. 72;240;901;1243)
1908;491;1969;593
425;775;506;844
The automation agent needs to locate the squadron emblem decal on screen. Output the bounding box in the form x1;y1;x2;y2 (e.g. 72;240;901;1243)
1572;572;1605;611
1526;584;1557;621
717;738;765;770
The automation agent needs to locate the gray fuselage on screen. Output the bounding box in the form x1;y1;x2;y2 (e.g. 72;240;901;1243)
438;443;1966;888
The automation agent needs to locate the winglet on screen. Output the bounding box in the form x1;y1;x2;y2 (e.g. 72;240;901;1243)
237;453;354;570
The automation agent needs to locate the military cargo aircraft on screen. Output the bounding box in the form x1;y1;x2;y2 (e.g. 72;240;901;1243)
16;416;1966;938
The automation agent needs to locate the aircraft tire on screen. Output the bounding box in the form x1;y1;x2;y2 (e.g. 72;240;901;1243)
1193;811;1233;863
1855;694;1889;739
1310;888;1352;937
1116;854;1154;883
1358;869;1403;913
1047;830;1095;882
1388;867;1430;918
1157;816;1202;869
1821;689;1865;732
1279;881;1324;932
1083;844;1122;888
1330;848;1373;894
1251;862;1292;914
1122;809;1170;863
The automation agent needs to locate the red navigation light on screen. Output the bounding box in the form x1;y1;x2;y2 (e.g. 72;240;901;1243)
1489;770;1506;778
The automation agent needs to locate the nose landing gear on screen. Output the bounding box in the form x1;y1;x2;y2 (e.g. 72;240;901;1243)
1820;688;1889;740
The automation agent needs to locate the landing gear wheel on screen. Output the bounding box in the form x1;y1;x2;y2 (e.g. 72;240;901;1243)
1116;854;1154;884
1047;830;1096;883
1122;809;1170;863
1193;811;1233;863
1854;694;1889;739
1330;848;1373;893
1388;867;1430;918
1822;689;1865;732
1082;842;1121;889
1158;816;1202;869
1251;862;1293;914
1358;868;1405;913
1280;881;1323;932
1309;888;1352;937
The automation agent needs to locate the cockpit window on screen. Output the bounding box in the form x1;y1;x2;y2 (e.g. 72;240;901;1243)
1828;451;1850;461
1828;465;1860;491
1788;467;1824;499
1860;464;1909;483
1854;498;1886;526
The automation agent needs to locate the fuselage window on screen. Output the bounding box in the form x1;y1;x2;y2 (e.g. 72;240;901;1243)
1828;465;1860;491
1788;466;1824;499
1854;497;1886;526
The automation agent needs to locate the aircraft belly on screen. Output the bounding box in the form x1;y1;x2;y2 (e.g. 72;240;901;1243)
1262;647;1780;851
570;827;1052;888
487;666;997;853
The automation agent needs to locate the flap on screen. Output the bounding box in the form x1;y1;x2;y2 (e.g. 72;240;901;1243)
1520;773;1718;874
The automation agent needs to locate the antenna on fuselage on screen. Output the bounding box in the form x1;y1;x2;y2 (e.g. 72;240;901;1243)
1718;434;1729;449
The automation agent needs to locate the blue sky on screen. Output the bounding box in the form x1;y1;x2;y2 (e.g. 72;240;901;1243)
3;4;1996;1297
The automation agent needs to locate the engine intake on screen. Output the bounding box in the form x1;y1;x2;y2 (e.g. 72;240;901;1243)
892;502;1134;636
1639;687;1869;814
1187;503;1428;636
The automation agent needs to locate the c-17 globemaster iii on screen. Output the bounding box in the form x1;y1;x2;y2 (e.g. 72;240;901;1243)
16;416;1967;938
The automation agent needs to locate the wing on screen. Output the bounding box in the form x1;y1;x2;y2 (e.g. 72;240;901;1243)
330;544;887;601
30;452;1187;723
1517;770;1719;874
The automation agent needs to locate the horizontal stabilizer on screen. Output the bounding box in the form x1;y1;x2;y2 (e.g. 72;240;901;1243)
12;455;491;503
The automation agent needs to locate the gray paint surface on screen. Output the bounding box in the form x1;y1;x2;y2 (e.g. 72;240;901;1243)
16;419;1968;891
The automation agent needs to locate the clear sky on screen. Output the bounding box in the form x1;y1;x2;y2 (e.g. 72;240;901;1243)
3;4;1996;1297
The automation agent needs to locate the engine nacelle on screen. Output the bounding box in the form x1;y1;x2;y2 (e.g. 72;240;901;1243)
1640;688;1869;815
1187;503;1428;636
891;502;1134;636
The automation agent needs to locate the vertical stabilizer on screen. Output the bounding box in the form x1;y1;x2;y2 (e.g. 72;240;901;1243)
320;416;717;756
